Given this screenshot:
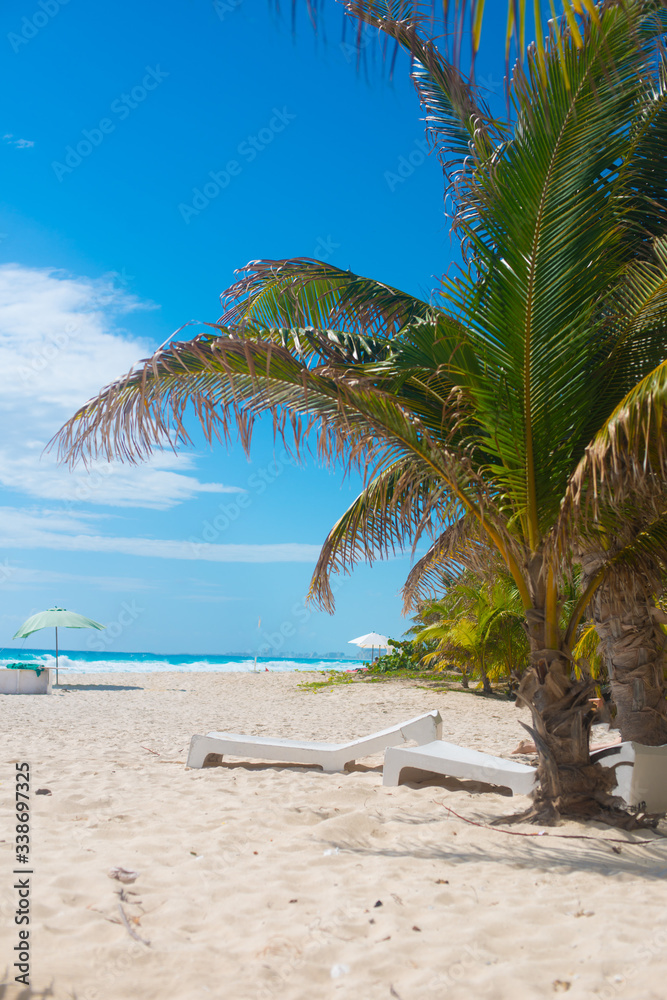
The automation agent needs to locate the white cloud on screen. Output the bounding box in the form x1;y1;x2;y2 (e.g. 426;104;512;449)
0;264;237;508
178;594;241;602
0;507;321;564
0;450;242;510
3;135;34;148
0;565;153;592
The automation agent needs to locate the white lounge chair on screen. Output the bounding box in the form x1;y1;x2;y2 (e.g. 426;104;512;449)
382;739;537;795
591;741;667;813
186;710;442;772
383;739;667;810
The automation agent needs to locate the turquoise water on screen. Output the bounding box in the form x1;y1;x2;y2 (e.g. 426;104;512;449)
0;647;363;675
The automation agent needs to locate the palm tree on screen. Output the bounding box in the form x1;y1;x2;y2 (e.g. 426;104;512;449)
54;1;667;824
567;413;667;744
410;574;529;692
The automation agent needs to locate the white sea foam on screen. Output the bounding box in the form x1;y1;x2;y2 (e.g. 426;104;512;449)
0;649;361;674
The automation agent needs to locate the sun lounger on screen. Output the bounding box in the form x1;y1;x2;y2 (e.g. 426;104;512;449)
383;738;667;808
382;739;537;795
186;710;442;772
591;741;667;812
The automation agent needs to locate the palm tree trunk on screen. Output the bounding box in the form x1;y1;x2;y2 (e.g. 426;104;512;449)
518;644;614;822
589;573;667;745
516;593;639;826
478;655;492;694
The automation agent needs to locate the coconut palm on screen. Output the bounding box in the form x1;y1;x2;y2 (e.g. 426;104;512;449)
566;403;667;743
411;575;529;693
54;1;667;823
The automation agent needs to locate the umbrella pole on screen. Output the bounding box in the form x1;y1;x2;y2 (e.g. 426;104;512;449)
55;626;59;686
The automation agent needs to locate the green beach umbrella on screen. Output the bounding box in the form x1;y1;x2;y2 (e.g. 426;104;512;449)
12;607;105;685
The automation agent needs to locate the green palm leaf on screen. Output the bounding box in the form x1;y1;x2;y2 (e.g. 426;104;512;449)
219;258;438;346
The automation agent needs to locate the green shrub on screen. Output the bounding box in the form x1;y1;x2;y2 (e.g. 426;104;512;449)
368;638;438;673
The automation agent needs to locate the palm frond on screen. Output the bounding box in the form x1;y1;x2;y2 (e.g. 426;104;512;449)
612;44;667;252
572;622;604;680
401;514;508;610
308;458;460;610
344;0;507;178
218;257;440;348
585;513;667;593
567;356;667;511
445;1;667;540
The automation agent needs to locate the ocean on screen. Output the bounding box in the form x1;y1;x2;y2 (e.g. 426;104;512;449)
0;647;364;675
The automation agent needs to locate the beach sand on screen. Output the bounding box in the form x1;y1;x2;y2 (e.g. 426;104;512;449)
1;670;666;1000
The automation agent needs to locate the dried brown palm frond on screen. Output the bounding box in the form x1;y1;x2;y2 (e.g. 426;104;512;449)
51;321;491;500
550;234;667;564
573;505;667;610
52;328;371;467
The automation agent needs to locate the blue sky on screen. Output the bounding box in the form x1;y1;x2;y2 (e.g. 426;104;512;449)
0;0;507;656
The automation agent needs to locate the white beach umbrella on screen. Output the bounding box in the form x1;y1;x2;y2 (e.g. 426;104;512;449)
348;631;391;661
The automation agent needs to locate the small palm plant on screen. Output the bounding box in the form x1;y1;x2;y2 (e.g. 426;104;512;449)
411;575;529;693
572;622;605;682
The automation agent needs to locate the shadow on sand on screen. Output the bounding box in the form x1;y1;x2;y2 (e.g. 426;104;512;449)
0;979;55;998
200;760;383;775
56;682;143;692
324;811;667;881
